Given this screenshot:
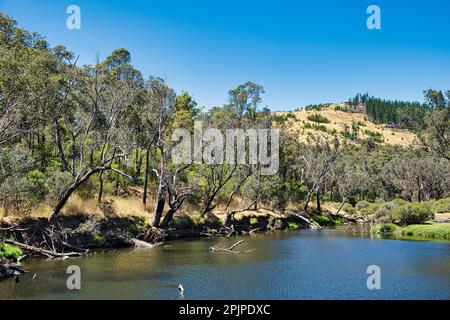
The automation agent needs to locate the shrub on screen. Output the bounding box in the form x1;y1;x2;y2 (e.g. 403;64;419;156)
379;224;398;233
287;222;300;230
0;243;23;261
99;200;116;217
334;105;348;112
313;215;341;226
374;207;392;223
307;114;330;124
305;103;331;111
371;224;398;234
392;203;434;226
273;115;287;125
170;214;196;229
430;198;450;214
342;203;357;215
127;218;150;235
356;200;371;210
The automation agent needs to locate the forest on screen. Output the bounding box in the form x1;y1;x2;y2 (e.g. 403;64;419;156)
0;12;449;246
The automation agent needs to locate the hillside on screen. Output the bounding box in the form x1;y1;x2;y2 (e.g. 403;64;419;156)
274;104;416;146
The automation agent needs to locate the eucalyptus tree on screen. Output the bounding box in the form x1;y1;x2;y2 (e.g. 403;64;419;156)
417;89;450;161
331;152;369;214
50;49;144;217
302;136;340;213
144;78;177;227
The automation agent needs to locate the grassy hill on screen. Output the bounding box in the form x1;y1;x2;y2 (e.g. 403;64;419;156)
274;104;416;146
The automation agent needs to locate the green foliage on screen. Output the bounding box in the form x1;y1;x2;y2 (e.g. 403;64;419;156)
313;215;341;226
26;170;47;202
305;123;328;132
92;234;106;244
303;103;331;111
371;224;399;234
127;218;150;236
273;114;288;125
430;198;450;214
349;93;429;129
400;223;450;239
363;130;384;143
392;203;434;226
0;243;23;261
287;221;300;230
307;113;330;124
342;203;357;215
170;213;221;229
334;105;348;112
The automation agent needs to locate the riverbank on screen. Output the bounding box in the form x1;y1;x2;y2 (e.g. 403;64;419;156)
371;222;450;240
0;209;325;279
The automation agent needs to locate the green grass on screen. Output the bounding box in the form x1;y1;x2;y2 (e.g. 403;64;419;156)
400;223;450;240
92;234;106;244
313;215;342;226
371;223;450;240
0;243;23;261
287;221;300;230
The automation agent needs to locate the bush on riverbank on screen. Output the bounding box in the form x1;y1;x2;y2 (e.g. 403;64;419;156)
0;244;23;262
170;212;222;229
287;221;300;230
312;214;342;226
371;223;399;234
392;203;434;226
345;198;447;224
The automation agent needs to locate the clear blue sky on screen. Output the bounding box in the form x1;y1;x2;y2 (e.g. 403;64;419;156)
1;0;450;110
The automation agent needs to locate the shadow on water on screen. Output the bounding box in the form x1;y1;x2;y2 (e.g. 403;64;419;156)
1;228;449;300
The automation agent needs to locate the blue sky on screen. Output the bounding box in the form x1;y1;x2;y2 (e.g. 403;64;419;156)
1;0;450;110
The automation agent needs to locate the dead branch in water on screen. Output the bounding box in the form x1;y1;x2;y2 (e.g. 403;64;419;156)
0;258;29;279
3;239;85;259
209;240;254;254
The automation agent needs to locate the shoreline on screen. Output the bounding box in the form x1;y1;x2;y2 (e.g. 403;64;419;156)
0;211;321;280
2;211;450;281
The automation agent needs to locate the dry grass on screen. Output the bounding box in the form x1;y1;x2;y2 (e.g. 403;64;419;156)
0;192;155;221
275;105;416;146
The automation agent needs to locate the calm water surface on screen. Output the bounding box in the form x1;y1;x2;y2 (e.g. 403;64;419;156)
1;228;449;300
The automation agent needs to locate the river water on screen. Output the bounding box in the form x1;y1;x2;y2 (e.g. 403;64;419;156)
1;228;449;300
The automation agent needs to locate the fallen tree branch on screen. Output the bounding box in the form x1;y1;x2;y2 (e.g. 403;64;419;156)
0;258;29;279
209;240;249;253
4;239;85;258
228;240;244;251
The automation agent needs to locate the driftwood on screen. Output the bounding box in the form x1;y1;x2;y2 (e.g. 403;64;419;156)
209;240;254;253
129;239;162;253
0;257;29;280
3;239;85;259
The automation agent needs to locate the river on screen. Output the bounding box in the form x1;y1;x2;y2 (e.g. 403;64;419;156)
1;227;449;300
